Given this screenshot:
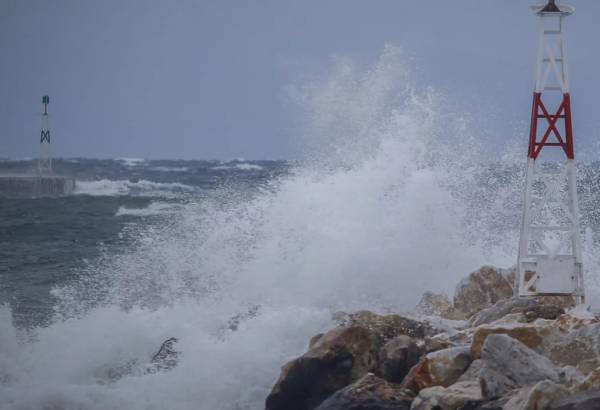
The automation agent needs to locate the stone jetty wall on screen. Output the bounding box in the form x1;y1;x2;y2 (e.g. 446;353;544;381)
0;175;76;197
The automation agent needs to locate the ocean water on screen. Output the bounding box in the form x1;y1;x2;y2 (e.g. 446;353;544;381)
2;47;600;410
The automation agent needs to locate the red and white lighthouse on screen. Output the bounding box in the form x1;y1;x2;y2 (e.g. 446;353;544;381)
517;0;585;303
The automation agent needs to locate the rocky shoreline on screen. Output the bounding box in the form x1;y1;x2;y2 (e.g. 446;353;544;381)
265;266;600;410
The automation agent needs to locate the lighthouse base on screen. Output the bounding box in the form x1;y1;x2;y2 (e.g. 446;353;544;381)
0;175;76;197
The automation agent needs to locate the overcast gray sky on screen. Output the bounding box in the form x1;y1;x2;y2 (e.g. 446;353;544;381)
1;0;599;160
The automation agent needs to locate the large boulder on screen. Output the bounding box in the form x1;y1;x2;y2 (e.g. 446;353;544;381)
471;309;600;367
522;304;565;323
572;367;600;392
400;346;472;392
265;326;378;410
376;335;422;383
423;334;456;354
453;266;514;317
504;380;570;410
457;359;483;382
314;373;413;410
469;297;538;327
479;334;563;400
470;324;548;359
410;381;482;410
333;311;438;343
543;322;600;367
550;391;600;410
413;291;466;320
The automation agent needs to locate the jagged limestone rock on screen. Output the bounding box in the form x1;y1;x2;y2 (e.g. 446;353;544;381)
401;346;472;392
376;335;422;383
504;380;569;410
470;324;548;359
453;266;514;318
333;310;439;343
471;307;600;366
414;291;466;320
410;381;482;410
550;391;600;410
479;334;562;400
457;359;483;383
315;373;413;410
523;304;565;323
470;297;538;327
265;326;378;410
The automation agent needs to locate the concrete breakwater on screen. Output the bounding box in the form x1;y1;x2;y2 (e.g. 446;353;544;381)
0;175;76;197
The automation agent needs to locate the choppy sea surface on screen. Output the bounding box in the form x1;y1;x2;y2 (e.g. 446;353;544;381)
2;47;600;410
0;158;289;329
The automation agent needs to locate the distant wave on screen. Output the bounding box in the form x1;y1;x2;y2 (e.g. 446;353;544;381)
212;163;263;171
115;202;181;217
150;166;190;172
75;179;194;197
115;157;146;167
0;157;34;162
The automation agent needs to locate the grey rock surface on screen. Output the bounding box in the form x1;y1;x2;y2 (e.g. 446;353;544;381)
315;373;413;410
470;297;537;327
376;335;422;383
410;381;482;410
550;390;600;410
479;334;562;400
265;326;378;410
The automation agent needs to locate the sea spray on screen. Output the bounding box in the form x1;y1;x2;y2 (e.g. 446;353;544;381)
2;46;599;410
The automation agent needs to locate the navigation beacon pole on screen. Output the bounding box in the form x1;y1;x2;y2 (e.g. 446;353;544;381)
517;0;585;304
38;95;52;174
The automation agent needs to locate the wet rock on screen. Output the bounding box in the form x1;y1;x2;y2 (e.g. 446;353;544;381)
479;334;562;400
550;391;600;409
376;335;422;383
333;310;439;343
309;333;324;349
554;305;598;331
573;366;600;392
414;291;466;320
147;337;179;373
471;309;600;367
470;324;547;359
538;295;576;310
462;393;518;409
453;266;514;318
423;334;456;353
470;297;538;327
410;381;482;410
523;304;565;323
265;326;378;410
314;373;413;410
457;359;483;382
543;321;600;367
401;346;472;392
227;304;260;331
504;380;569;410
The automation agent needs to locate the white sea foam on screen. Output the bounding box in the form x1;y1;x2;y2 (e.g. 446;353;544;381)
211;163;263;171
150;166;190;172
115;202;181;217
116;157;146;167
75;179;195;197
236;163;263;171
2;45;598;410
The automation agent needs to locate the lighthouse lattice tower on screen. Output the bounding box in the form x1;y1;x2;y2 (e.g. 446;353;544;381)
517;0;584;303
38;95;52;174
